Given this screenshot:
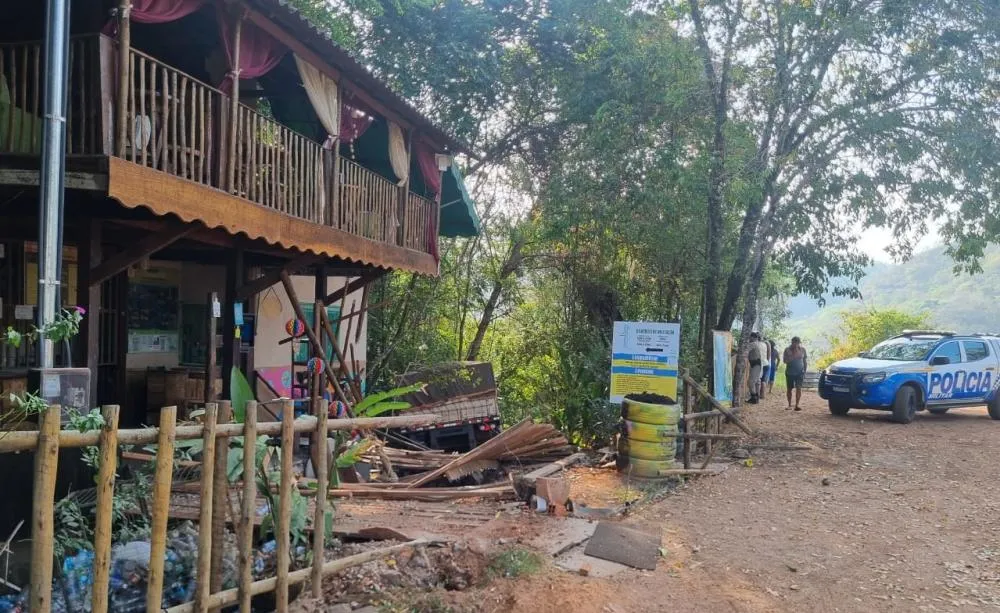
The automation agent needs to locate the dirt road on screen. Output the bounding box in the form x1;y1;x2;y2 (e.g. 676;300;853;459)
478;391;1000;612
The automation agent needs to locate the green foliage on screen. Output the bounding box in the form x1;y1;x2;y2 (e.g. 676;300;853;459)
818;309;931;368
353;383;423;417
335;438;375;469
1;326;21;348
53;497;93;561
487;548;544;579
230;367;255;423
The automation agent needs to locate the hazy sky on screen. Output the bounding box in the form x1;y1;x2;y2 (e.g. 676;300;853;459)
857;225;942;264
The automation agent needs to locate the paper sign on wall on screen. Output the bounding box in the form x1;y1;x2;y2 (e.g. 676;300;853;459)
610;321;680;404
14;305;34;320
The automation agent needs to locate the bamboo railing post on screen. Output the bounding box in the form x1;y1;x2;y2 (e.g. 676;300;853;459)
210;400;233;603
194;403;219;613
238;401;258;613
92;404;121;613
225;14;243;192
311;399;329;598
114;0;131;157
30;405;62;613
276;400;295;613
146;406;178;613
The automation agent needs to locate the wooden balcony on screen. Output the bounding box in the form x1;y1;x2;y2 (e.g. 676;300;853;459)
0;35;440;271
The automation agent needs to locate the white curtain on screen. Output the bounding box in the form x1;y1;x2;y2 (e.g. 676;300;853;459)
294;54;339;139
295;54;337;223
388;121;409;185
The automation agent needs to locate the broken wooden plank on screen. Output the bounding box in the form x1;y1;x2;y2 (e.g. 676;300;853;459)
681;373;753;435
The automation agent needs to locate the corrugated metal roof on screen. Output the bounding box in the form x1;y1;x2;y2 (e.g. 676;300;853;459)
249;0;474;156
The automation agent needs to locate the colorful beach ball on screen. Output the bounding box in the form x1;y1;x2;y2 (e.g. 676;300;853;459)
285;319;306;337
307;357;325;374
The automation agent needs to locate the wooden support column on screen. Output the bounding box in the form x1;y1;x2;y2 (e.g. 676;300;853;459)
210;401;232;604
222;248;244;398
205;292;219;402
225;13;243;192
115;0;131;157
76;219;102;407
312;267;327;416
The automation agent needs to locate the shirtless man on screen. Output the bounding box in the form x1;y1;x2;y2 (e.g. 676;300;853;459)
783;337;808;411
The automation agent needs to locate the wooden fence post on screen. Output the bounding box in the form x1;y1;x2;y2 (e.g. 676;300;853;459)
312;400;329;598
210;400;233;602
682;384;691;470
30;405;62;613
238;401;258;613
276;400;294;612
146;406;178;613
92;405;121;613
195;403;219;613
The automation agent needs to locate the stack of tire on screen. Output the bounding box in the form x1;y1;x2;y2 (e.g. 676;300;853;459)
617;393;681;479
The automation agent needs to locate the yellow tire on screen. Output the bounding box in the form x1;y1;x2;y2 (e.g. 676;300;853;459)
623;419;678;443
621;398;681;426
620;438;676;461
619;457;678;479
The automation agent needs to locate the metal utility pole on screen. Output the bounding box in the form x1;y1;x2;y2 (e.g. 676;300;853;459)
37;0;71;368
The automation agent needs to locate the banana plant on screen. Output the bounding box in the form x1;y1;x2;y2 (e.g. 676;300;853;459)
352;382;425;417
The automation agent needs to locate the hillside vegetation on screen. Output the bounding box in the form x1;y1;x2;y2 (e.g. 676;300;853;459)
787;248;1000;354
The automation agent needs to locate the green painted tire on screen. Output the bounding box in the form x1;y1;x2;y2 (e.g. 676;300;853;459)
621;398;681;426
619;457;678;479
619;438;676;461
623;419;678;443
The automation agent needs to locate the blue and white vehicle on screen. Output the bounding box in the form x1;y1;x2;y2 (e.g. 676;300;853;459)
818;331;1000;424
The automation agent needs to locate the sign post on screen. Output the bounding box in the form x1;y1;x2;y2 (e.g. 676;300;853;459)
610;321;680;403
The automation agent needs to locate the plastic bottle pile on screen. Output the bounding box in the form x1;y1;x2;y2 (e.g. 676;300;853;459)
0;522;270;613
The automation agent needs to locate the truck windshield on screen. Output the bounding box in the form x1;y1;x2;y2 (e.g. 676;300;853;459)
868;337;938;361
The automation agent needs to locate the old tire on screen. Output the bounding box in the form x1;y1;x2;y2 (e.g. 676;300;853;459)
989;395;1000;421
621;397;681;425
828;400;851;416
891;386;918;424
623;419;678;443
619;438;677;460
619;457;677;479
928;407;950;415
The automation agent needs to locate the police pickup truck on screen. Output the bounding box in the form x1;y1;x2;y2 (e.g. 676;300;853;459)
818;331;1000;424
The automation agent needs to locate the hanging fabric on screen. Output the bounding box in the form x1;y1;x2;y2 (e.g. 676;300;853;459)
294;54;339;139
218;9;287;94
387;121;409;185
102;0;206;35
340;98;374;144
415;142;442;196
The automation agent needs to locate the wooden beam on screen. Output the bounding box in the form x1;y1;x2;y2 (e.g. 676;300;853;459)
0;168;107;190
221;248;244;398
235;253;323;301
323;273;383;306
89;223;196;286
681;373;754;435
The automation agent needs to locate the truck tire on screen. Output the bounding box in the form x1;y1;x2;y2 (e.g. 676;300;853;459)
828;399;851;416
891;386;918;424
989;395;1000;421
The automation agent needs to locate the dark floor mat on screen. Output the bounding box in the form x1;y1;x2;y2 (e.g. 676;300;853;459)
583;521;660;570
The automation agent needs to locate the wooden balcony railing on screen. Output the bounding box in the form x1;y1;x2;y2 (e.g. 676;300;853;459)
0;35;441;258
123;47;222;188
233;103;325;222
0;35;109;156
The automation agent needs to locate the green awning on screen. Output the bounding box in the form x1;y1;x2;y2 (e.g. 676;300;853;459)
439;164;480;237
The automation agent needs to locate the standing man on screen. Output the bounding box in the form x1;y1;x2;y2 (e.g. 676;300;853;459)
760;337;771;400
747;332;764;404
783;336;808;411
767;339;779;394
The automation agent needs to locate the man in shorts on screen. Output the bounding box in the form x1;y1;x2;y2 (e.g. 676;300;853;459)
747;332;765;404
783;336;808;411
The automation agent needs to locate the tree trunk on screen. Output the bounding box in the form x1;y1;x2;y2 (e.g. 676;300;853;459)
466;236;525;361
731;240;771;407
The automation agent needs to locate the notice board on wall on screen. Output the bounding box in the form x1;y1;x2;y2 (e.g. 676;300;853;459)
127;266;180;354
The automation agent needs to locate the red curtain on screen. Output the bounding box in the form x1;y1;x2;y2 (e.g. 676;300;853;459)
339;99;375;143
102;0;206;35
218;11;287;94
415;143;442;195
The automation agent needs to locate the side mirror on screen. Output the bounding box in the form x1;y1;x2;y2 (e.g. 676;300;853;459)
931;356;950;366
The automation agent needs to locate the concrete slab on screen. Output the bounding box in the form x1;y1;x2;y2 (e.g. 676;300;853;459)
554;544;630;578
584;522;660;570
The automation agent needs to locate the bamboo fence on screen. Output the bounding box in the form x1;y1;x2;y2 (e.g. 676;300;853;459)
10;400;439;613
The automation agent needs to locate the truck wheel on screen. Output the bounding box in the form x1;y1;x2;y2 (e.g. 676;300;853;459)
828;400;850;416
989;395;1000;421
891;386;918;424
